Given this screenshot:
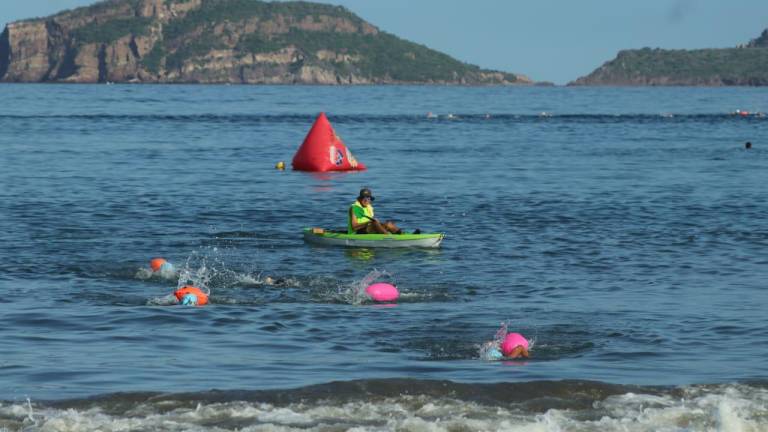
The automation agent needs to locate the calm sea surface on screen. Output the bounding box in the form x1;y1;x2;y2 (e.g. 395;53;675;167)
0;84;767;431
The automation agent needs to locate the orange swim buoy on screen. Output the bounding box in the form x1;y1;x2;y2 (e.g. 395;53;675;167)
173;285;209;306
150;257;167;272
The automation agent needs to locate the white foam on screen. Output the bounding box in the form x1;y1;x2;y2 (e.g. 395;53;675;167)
4;384;768;431
589;384;768;432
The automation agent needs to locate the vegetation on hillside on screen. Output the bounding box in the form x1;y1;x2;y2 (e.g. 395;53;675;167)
71;17;152;43
620;47;768;79
574;46;768;85
142;43;165;74
58;0;142;21
233;29;489;82
747;29;768;48
143;0;514;82
163;0;362;41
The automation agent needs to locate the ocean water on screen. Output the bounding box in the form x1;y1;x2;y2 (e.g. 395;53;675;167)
0;84;767;431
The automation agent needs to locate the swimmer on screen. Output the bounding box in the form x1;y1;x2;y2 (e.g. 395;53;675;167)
502;343;530;359
745;141;753;149
149;257;175;274
263;276;289;286
481;324;530;360
173;285;209;306
501;332;530;358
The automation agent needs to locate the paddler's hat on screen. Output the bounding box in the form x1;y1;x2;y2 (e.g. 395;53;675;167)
358;188;375;201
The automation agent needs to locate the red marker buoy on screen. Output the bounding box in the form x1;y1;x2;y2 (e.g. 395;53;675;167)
292;112;367;172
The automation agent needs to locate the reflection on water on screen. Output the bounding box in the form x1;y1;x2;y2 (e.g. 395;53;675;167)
345;247;376;261
343;246;445;266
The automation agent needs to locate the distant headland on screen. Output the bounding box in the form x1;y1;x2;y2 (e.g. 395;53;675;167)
0;0;532;85
570;29;768;86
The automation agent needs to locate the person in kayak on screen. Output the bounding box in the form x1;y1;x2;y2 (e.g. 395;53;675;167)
348;188;402;234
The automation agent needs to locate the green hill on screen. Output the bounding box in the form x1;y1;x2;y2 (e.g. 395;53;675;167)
570;29;768;86
0;0;531;85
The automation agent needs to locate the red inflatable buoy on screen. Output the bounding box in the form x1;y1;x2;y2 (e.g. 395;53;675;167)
292;113;366;172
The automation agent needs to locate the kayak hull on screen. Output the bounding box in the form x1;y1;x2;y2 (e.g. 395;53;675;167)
303;228;444;248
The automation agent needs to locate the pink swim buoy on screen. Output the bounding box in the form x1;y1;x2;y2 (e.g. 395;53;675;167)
365;283;399;302
501;332;529;356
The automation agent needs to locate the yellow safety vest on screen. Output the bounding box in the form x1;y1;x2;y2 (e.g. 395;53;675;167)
348;201;374;233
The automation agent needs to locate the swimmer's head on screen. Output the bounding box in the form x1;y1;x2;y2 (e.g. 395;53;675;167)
501;333;530;357
150;257;167;272
181;293;198;306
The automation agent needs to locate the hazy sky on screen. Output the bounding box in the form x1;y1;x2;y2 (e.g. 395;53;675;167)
2;0;767;84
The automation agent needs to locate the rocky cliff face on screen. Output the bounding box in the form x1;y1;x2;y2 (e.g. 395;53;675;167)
0;27;11;79
0;0;531;85
570;29;768;86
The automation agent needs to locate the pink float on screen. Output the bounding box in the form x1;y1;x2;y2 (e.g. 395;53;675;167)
365;283;399;302
501;332;529;356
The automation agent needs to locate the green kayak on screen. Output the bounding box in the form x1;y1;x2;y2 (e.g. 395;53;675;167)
303;228;444;248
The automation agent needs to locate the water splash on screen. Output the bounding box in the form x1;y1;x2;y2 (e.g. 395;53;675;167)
338;268;392;305
25;397;35;424
176;260;213;295
478;321;508;360
174;247;245;294
142;246;271;305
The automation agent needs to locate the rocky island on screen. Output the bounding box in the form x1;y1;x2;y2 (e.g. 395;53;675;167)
0;0;531;85
570;29;768;86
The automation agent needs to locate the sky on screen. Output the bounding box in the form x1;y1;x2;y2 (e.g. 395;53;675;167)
2;0;768;84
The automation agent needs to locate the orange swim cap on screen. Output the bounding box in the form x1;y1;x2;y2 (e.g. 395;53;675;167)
173;286;209;306
150;258;167;272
